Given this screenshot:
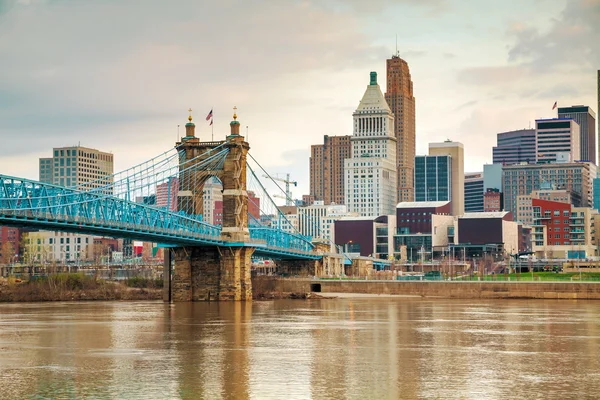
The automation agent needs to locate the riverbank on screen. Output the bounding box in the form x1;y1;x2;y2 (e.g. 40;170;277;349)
0;275;162;302
260;277;600;300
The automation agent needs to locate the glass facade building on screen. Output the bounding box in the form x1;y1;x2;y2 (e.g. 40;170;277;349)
492;129;536;165
415;155;452;202
464;172;484;212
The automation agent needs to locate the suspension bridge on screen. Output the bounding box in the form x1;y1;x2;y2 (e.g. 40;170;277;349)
0;110;327;301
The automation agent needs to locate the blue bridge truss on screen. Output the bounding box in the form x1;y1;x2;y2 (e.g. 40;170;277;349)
0;175;318;260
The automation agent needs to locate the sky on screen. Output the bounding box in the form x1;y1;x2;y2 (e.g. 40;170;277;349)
0;0;598;201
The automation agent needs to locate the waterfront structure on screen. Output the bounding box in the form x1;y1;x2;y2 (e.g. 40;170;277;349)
530;199;597;259
385;53;416;203
310;135;351;205
453;212;519;257
492;129;536;165
465;172;484;212
428;141;464;216
484;189;502;212
39;146;114;189
394;201;452;262
333;215;396;260
345;72;397;217
535;118;580;163
558;106;596;163
502;162;596;215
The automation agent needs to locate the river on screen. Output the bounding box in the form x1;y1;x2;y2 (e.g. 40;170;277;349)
0;298;599;399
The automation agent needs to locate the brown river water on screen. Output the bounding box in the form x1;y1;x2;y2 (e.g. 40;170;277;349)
0;298;599;399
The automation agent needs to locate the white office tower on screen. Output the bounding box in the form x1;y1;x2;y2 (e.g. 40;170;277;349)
345;72;398;217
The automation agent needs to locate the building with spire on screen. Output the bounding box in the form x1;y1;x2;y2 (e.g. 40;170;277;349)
385;52;416;203
344;72;397;217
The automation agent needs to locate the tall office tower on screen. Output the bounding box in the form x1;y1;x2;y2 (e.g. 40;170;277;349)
464;172;484;212
502;161;596;214
492;129;536;165
310;135;351;205
558;106;596;163
385;53;416;203
345;72;397;217
536;118;580;163
414;155;452;203
428;141;464;216
39;146;114;189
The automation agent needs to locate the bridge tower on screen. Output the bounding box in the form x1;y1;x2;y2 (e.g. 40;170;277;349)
170;108;254;301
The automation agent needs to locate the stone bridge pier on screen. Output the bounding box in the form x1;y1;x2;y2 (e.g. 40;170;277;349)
167;109;254;302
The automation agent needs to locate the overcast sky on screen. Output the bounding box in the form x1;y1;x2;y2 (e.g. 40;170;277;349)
0;0;598;199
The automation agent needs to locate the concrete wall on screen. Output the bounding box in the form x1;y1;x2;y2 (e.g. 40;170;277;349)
315;280;600;299
260;278;600;300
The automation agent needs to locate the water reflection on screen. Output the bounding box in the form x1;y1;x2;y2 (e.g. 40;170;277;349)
1;299;600;399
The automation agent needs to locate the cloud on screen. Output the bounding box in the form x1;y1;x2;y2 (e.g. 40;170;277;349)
402;50;427;58
508;0;600;71
456;65;531;85
0;0;386;179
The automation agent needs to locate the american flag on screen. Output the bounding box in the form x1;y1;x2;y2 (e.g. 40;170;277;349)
206;109;213;121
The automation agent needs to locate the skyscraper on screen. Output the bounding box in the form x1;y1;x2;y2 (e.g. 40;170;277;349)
558;106;596;163
414;155;452;203
428;141;464;216
464;172;484;212
536;118;580;163
310;135;351;205
385;53;416;203
345;72;397;217
39;146;114;189
492;129;536;165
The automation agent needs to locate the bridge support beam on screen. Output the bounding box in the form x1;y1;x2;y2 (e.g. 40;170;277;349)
277;259;321;277
172;246;254;301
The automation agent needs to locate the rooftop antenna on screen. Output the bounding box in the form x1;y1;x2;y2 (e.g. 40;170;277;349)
395;34;399;57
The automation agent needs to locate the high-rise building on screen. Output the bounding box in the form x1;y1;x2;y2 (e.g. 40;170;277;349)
414;155;452;204
345;72;397;217
155;177;179;212
492;129;536;165
428;141;464;216
39;146;114;189
502;161;596;215
310;135;351;205
385;53;416;203
464;172;484;212
36;146;114;263
558;106;596;163
536;119;580;163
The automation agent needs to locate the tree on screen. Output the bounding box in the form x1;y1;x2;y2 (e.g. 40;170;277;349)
0;241;16;265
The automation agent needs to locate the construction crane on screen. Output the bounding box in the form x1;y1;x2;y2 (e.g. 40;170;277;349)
263;173;297;206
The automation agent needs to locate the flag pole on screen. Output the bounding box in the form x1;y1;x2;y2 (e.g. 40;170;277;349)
211;106;214;141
